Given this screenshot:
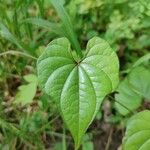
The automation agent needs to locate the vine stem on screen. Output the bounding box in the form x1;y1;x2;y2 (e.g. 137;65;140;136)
0;50;37;60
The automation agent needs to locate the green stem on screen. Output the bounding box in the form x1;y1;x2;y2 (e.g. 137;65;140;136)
63;126;67;150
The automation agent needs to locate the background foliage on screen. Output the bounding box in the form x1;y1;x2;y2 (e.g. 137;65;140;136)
0;0;150;149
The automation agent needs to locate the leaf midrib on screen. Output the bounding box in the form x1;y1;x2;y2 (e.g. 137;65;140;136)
78;65;97;144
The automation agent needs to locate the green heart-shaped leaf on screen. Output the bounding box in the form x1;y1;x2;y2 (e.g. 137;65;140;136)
123;110;150;150
37;37;119;149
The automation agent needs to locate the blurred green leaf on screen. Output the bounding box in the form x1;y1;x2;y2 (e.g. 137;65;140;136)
82;141;94;150
0;23;23;50
123;110;150;150
24;18;63;35
23;74;38;83
14;74;38;105
115;79;142;116
128;66;150;100
73;0;103;14
82;133;93;150
132;53;150;68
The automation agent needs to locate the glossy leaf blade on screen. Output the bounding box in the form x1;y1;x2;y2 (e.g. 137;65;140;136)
37;37;119;148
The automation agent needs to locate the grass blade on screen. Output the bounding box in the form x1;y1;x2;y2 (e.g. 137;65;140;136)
51;0;82;58
24;18;63;35
0;23;24;50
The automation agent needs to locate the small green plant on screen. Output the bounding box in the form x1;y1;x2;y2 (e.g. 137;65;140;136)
36;1;119;149
0;0;150;149
37;37;119;149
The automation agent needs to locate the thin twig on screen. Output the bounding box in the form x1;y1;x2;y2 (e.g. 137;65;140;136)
0;50;37;60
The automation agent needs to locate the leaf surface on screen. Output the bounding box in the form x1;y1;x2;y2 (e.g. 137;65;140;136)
115;79;142;115
123;110;150;150
37;37;119;148
128;66;150;100
14;74;38;105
